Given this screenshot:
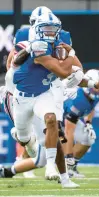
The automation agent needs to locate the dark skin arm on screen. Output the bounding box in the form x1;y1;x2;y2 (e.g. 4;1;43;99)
14;49;30;65
14;43;75;78
34;54;74;79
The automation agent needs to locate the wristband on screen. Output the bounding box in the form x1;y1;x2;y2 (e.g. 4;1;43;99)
68;49;75;58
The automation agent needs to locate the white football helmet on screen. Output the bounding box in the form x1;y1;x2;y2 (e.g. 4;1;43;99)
34;12;61;43
29;6;52;26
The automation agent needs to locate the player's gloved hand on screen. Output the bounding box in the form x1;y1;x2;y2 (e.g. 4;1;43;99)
66;68;84;88
84;122;96;140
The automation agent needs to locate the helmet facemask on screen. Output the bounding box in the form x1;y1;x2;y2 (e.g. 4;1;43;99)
35;23;61;43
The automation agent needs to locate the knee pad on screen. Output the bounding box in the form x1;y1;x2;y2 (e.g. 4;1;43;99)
32;145;46;168
66;113;78;124
11;127;30;145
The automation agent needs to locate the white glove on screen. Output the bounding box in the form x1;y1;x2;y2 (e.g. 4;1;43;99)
84;122;96;140
66;68;84;88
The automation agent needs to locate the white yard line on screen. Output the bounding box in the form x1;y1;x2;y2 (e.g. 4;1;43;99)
1;188;99;191
0;195;99;197
0;196;99;197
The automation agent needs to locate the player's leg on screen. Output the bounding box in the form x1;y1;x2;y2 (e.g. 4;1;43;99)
34;90;79;187
0;144;46;178
72;118;96;177
12;88;38;158
64;88;91;167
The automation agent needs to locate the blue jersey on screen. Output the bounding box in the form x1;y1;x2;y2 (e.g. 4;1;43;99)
64;88;99;119
13;28;71;95
13;40;57;95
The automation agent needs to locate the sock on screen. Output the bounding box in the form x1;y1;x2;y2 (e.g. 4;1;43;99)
60;172;69;184
46;148;57;167
74;157;79;165
74;157;80;170
11;165;16;175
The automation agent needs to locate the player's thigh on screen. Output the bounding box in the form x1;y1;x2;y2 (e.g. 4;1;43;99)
33;90;57;121
32;115;45;146
13;94;33;128
74;119;88;145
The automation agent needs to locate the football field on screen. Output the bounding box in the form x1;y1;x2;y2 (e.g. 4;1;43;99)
0;166;99;197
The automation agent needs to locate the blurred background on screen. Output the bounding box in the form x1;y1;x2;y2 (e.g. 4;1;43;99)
0;0;99;165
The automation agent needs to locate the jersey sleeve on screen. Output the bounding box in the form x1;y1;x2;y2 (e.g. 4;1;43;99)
31;41;53;58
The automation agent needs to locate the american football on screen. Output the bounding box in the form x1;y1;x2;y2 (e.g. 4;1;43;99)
55;45;68;60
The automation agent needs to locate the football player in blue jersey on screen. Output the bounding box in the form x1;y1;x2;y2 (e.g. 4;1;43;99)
11;12;81;188
63;69;99;177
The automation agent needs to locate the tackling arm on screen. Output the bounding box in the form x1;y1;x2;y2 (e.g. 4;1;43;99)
14;49;30;65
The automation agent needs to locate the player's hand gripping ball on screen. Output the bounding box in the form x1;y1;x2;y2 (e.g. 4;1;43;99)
55;45;68;60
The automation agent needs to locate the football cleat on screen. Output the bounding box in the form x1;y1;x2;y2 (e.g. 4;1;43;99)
62;178;80;188
45;164;60;181
68;167;85;178
23;170;37;178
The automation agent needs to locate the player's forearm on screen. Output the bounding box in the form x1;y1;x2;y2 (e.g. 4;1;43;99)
14;49;29;65
84;110;95;123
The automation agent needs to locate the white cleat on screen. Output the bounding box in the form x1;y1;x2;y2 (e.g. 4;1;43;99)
68;169;85;178
62;179;80;188
23;170;37;178
45;165;60;181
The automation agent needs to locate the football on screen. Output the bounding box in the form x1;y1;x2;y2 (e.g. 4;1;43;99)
55;45;68;60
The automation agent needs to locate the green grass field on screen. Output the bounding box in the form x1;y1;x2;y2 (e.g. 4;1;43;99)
0;166;99;197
